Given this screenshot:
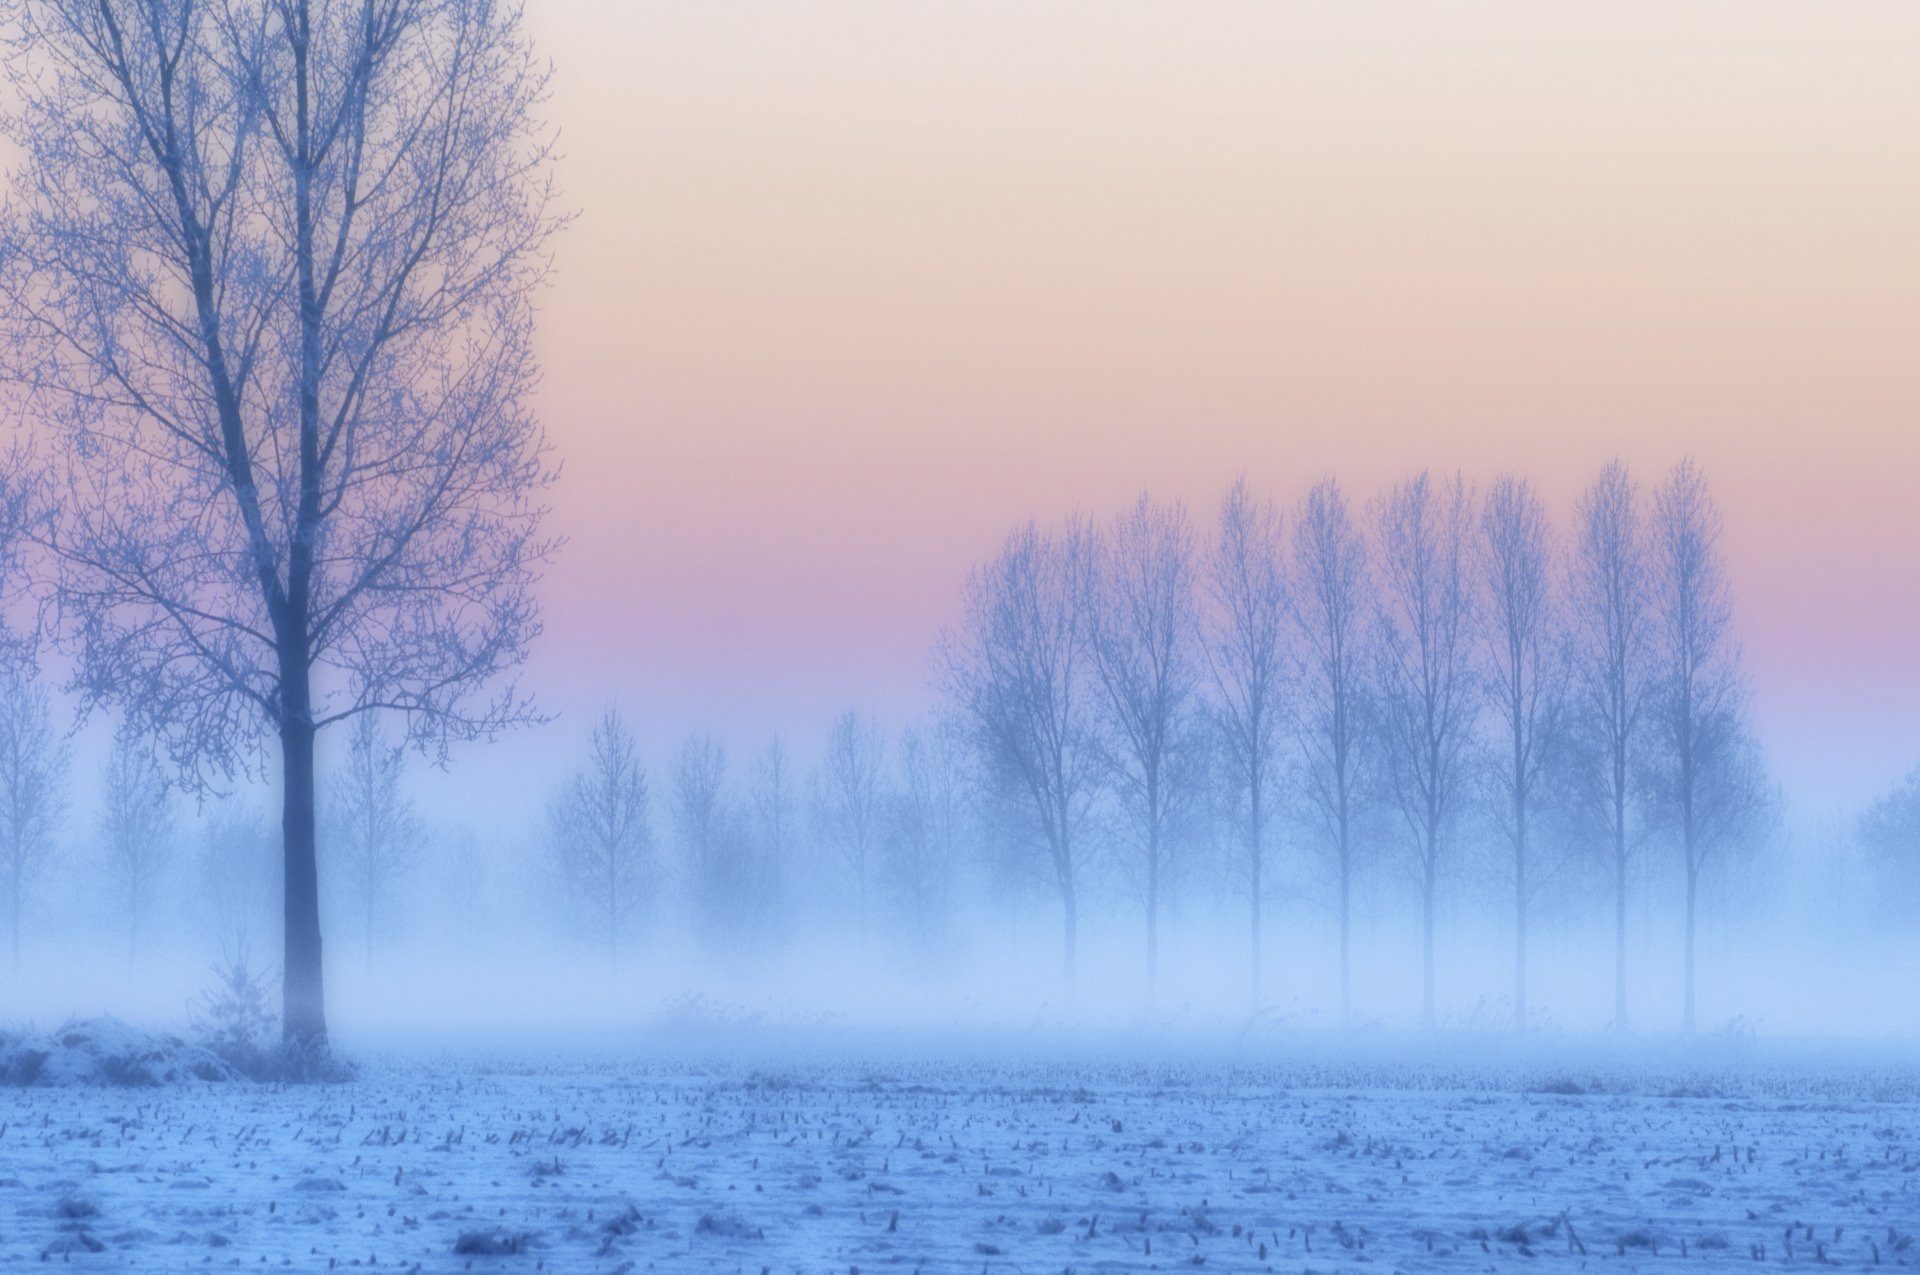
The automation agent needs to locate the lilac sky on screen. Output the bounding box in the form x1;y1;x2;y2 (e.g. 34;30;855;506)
450;3;1920;816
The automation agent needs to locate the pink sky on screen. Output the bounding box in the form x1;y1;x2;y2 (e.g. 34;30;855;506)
477;3;1920;812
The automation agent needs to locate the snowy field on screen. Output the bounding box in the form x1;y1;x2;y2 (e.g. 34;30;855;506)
5;1040;1920;1272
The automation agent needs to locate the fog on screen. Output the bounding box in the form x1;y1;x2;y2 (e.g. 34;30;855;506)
9;742;1915;1049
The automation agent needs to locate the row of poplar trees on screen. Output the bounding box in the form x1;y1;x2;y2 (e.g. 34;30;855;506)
940;461;1769;1032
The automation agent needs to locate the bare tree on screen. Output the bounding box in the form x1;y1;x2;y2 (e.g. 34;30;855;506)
1568;460;1651;1031
750;735;796;929
0;0;562;1052
810;711;887;942
1372;472;1477;1029
437;823;488;948
98;722;174;963
887;718;968;948
1476;476;1567;1030
194;799;279;955
326;713;421;978
1289;479;1372;1028
940;520;1100;985
1647;459;1767;1032
1087;492;1200;992
0;663;65;972
548;708;651;972
673;732;743;944
1205;476;1287;1013
1860;767;1920;905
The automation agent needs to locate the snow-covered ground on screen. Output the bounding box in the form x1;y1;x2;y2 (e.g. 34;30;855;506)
4;1041;1918;1271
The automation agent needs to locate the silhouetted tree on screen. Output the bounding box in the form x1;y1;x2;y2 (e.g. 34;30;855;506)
1290;479;1372;1028
1568;460;1651;1031
1647;459;1768;1032
1476;476;1567;1030
0;0;562;1052
811;711;887;942
887;718;968;949
1860;767;1920;905
194;801;279;956
1373;472;1477;1029
327;713;421;978
1204;477;1288;1012
549;708;650;971
940;521;1100;985
0;664;65;973
674;732;747;944
98;723;173;963
1087;492;1200;993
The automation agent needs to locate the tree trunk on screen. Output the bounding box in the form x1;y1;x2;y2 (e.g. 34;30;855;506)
1249;776;1264;1016
1249;856;1262;1017
281;712;328;1052
1682;861;1698;1034
1514;807;1527;1033
1060;878;1078;990
1613;833;1628;1033
1145;835;1159;999
1421;851;1436;1031
1338;837;1352;1031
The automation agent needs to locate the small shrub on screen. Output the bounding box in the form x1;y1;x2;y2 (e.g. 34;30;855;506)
191;944;278;1078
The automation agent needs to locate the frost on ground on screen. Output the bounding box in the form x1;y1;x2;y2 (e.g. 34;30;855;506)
2;1046;1917;1272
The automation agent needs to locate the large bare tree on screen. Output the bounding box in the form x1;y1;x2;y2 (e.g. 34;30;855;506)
1289;479;1371;1028
1087;492;1199;992
940;520;1100;986
1204;476;1286;1012
548;707;651;973
326;711;420;978
0;0;561;1051
0;664;65;973
1476;475;1566;1030
98;722;175;963
1647;459;1767;1032
1372;471;1477;1030
1568;460;1650;1031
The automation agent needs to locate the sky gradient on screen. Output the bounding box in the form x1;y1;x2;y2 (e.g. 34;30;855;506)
482;2;1920;815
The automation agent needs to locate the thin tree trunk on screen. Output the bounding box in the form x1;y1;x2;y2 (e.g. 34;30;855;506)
1249;776;1264;1015
1146;835;1159;998
1338;833;1352;1031
1060;875;1078;989
1514;805;1528;1032
281;706;328;1052
1613;820;1628;1033
1421;847;1437;1030
1249;859;1262;1016
1683;860;1698;1034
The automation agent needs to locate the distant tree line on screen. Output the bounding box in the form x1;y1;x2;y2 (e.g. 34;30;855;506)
936;459;1771;1031
530;458;1817;1034
2;453;1912;1037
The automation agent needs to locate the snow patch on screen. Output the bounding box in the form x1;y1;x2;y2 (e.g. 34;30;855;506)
0;1016;238;1087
